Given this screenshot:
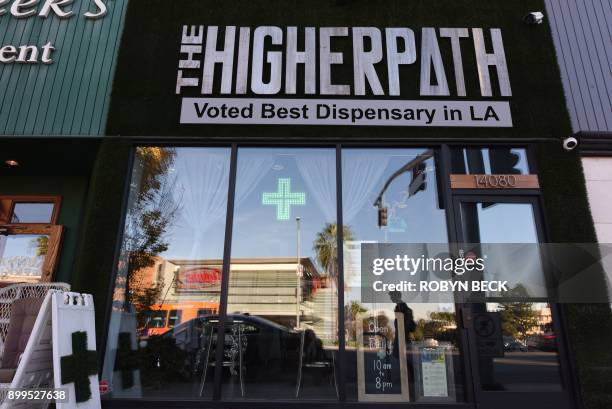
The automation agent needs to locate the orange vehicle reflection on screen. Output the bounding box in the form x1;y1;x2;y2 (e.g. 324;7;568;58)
141;301;220;337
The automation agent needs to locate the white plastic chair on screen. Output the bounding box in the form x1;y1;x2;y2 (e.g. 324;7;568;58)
0;287;75;408
0;283;70;364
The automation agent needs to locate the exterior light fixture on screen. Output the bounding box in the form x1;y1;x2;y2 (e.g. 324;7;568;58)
524;12;544;25
4;159;19;167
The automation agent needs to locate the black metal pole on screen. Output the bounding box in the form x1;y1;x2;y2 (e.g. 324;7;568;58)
213;144;238;400
335;144;346;401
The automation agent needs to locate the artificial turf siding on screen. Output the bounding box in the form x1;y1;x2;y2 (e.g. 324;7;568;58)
72;138;132;344
74;0;612;407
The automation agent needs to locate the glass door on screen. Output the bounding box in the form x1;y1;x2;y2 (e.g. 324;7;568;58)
453;196;574;409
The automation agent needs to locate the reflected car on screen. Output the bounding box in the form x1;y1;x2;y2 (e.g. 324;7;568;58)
526;333;558;352
161;314;303;378
503;336;527;352
537;333;558;352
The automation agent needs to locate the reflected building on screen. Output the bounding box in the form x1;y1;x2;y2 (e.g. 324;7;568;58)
124;256;334;341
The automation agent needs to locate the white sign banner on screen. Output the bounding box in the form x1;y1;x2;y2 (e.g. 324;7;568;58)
180;98;512;127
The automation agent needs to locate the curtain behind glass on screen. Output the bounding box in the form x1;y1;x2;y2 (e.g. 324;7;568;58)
102;147;230;400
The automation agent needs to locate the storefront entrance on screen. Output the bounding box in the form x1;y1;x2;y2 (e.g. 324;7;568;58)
452;196;574;409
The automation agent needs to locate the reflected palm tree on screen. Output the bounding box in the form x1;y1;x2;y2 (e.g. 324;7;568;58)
313;223;353;278
33;235;48;257
313;223;353;343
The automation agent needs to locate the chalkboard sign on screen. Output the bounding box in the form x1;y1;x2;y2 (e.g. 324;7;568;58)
356;312;410;402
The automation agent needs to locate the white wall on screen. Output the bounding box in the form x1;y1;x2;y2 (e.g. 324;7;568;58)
582;157;612;242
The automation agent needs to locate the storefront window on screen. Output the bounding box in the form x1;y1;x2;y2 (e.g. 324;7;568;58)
0;195;63;283
341;148;465;403
101;144;565;404
222;147;338;400
102;147;231;399
10;202;55;223
0;234;49;282
451;147;530;175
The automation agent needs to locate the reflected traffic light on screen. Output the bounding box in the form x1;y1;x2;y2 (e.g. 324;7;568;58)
489;148;521;175
378;206;388;227
409;162;427;196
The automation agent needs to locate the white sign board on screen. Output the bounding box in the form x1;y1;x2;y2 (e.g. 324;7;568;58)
52;292;101;409
180;98;512;127
421;347;448;397
0;290;100;409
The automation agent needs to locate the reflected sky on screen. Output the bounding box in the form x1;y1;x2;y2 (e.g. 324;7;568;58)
158;148;450;265
11;203;54;223
231;148;336;272
462;203;545;297
342;149;447;244
160;147;338;273
0;235;46;258
341;149;450;321
469;203;538;243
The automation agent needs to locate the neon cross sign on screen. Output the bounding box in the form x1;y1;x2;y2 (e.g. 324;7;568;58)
262;178;306;220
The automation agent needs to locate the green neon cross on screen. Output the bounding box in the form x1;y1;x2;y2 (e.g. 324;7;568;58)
262;178;306;220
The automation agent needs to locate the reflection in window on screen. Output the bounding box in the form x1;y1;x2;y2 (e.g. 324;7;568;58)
146;310;168;329
0;234;49;282
484;302;562;391
451;147;530;175
223;148;339;400
102;147;230;399
10;202;55;223
342;149;464;403
459;201;563;392
460;203;547;298
168;310;181;328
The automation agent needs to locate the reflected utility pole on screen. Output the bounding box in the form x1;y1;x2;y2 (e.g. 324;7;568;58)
296;216;301;328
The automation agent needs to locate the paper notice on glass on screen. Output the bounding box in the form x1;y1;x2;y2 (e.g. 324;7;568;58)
421;347;448;397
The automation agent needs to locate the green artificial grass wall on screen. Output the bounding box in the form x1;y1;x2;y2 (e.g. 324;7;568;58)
72;138;132;343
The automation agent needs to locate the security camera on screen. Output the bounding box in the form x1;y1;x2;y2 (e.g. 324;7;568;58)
524;12;545;25
563;136;578;151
